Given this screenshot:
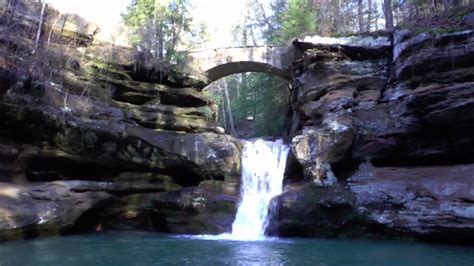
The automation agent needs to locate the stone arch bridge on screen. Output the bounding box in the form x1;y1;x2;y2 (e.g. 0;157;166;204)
186;46;294;84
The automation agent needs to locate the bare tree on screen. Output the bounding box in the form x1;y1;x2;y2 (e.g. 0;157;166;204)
358;0;364;32
219;85;228;131
383;0;394;30
34;1;47;51
222;79;236;136
367;0;373;31
47;12;62;46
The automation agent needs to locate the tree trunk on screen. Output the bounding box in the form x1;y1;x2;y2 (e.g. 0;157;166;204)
442;0;451;11
333;0;342;33
431;0;438;12
383;0;394;30
219;87;227;131
252;86;257;126
153;2;158;60
7;0;20;13
451;0;461;8
157;23;164;60
47;12;62;46
250;27;258;46
374;0;379;31
58;13;68;43
357;0;364;32
223;79;237;136
34;1;47;51
367;0;372;32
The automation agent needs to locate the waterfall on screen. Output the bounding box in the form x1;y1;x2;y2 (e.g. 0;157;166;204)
229;139;290;240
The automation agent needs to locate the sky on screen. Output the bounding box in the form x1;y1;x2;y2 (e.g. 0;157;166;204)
46;0;248;48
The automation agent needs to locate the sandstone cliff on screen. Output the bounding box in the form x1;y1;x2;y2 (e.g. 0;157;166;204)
0;1;241;240
269;30;474;244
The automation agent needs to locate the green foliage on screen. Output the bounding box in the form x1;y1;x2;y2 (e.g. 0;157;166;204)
248;74;289;137
208;73;289;138
279;0;317;42
256;0;288;45
244;0;316;45
122;0;204;64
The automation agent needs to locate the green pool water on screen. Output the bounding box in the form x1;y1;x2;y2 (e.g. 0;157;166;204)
0;232;472;265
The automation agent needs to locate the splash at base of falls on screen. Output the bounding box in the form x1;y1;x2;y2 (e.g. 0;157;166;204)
230;139;289;240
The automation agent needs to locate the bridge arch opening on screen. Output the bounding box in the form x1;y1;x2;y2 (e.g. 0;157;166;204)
203;72;292;138
205;61;291;83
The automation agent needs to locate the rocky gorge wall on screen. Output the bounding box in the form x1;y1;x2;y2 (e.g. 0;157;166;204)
0;2;242;240
269;30;474;244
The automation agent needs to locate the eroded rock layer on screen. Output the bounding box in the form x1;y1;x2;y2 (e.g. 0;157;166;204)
270;31;474;243
0;1;240;240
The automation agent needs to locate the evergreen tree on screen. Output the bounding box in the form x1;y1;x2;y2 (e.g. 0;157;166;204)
122;0;202;64
279;0;317;42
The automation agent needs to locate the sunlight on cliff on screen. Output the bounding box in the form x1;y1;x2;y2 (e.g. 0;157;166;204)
0;187;21;199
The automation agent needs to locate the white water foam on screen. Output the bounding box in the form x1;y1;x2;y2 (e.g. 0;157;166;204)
186;139;289;241
229;139;290;240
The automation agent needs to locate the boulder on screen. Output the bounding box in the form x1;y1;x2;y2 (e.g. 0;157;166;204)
348;163;474;243
266;183;355;237
149;187;238;234
0;181;110;240
77;185;238;235
291;117;354;185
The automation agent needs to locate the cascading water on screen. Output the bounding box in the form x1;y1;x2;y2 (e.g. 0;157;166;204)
190;138;289;241
229;139;290;240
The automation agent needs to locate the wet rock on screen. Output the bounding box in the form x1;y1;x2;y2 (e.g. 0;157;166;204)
0;181;111;241
0;144;19;161
0;179;196;239
291;117;354;185
67;182;237;234
93;187;238;234
266;183;355;237
269;163;474;243
199;180;240;196
149;187;238;234
348;163;474;242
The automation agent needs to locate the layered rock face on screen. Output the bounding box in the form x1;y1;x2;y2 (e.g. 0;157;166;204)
1;0;473;244
270;31;474;243
0;2;241;240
